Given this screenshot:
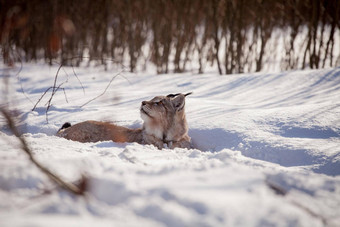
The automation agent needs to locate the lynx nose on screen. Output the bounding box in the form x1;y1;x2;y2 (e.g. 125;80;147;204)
142;101;147;106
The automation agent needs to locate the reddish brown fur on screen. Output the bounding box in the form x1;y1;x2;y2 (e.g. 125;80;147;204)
57;120;143;143
57;94;192;149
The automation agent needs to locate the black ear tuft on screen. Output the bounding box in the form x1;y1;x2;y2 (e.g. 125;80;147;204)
62;122;72;129
167;93;180;98
58;122;71;132
167;92;192;98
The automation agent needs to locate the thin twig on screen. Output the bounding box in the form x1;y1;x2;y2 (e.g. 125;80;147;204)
266;179;328;225
80;69;130;108
265;179;287;196
51;59;85;94
45;82;66;107
32;87;54;111
0;108;85;196
31;85;68;123
32;56;129;123
44;83;67;123
12;48;34;105
71;65;85;94
62;87;69;103
52;64;63;94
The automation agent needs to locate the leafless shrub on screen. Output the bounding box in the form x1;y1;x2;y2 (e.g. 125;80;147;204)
30;56;129;122
1;0;339;74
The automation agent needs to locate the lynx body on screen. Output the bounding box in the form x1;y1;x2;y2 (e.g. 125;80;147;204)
57;93;192;149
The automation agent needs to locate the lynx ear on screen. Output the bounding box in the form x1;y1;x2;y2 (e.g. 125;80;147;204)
167;93;180;98
171;94;186;111
167;92;192;98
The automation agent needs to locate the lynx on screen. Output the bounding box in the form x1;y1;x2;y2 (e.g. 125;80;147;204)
57;93;192;149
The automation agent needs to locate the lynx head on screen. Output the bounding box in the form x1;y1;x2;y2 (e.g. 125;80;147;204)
140;93;191;141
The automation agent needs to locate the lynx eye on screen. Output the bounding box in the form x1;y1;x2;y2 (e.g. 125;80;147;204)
153;100;164;106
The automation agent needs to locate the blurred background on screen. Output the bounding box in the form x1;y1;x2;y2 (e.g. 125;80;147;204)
1;0;339;74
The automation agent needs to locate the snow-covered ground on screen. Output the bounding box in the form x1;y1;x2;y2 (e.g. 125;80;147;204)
1;64;340;226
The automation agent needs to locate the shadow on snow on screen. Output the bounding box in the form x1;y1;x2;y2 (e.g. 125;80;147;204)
189;128;340;176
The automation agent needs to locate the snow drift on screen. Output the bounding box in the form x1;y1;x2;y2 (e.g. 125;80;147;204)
0;64;340;226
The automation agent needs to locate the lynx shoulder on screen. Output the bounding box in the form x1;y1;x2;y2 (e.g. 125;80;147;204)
57;93;192;149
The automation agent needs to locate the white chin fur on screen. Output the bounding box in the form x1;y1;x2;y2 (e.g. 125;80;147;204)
140;110;150;121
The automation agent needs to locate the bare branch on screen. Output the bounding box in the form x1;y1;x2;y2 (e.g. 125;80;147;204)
266;179;327;225
0;108;86;196
71;65;85;94
80;70;131;108
12;47;35;105
32;87;53;111
31;56;129;123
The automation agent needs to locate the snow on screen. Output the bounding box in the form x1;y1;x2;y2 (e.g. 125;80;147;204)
1;64;340;226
